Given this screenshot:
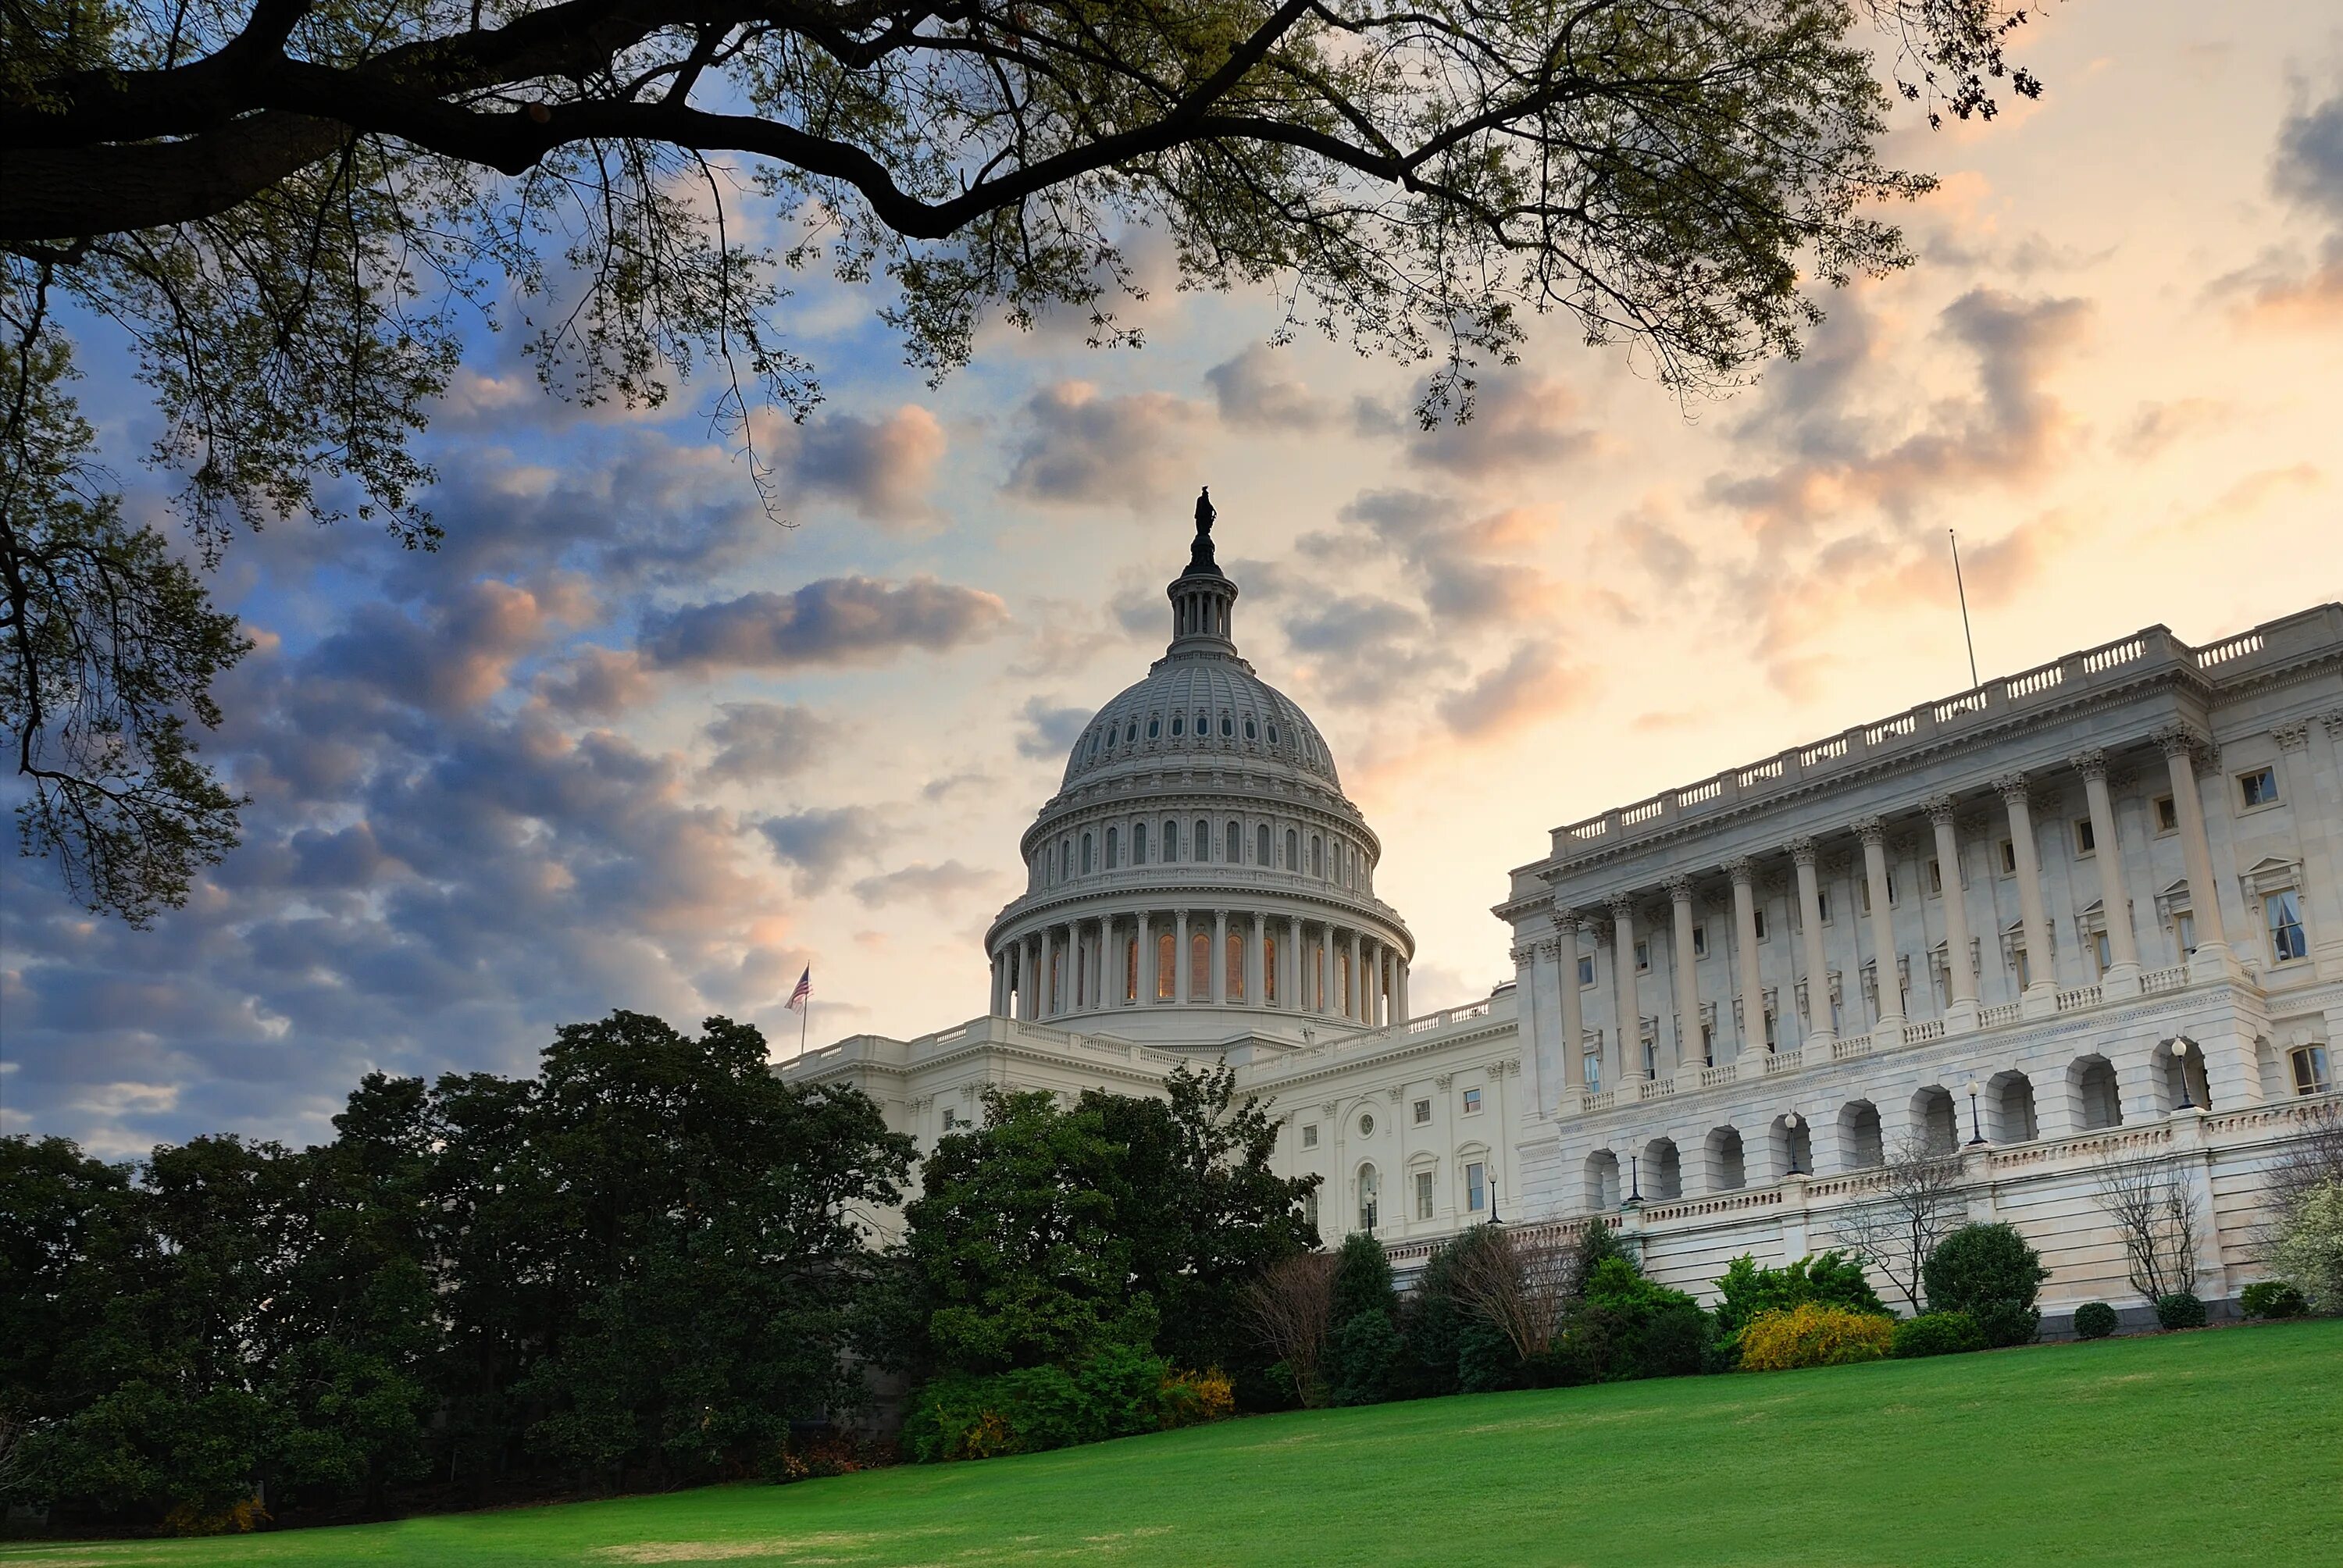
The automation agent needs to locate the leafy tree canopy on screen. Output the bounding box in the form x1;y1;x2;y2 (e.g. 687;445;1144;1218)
1;0;2045;920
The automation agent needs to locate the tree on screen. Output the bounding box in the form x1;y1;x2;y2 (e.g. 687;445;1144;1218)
1242;1252;1337;1407
2092;1149;2200;1305
1448;1224;1575;1367
2;0;2047;914
2269;1181;2343;1316
1829;1135;1969;1314
1920;1222;2047;1347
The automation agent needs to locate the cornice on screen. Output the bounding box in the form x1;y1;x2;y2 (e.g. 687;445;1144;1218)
989;878;1414;951
1244;1019;1521;1092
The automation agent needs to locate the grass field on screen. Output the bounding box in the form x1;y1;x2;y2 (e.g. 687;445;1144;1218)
8;1319;2340;1568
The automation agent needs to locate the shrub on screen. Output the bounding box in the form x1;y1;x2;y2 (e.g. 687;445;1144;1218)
1331;1232;1398;1327
1892;1311;1985;1359
1712;1251;1887;1342
1327;1309;1402;1406
1582;1256;1712;1380
2155;1292;2207;1331
2270;1181;2343;1314
901;1345;1233;1462
1157;1367;1236;1427
2239;1280;2309;1320
1736;1304;1895;1371
1922;1223;2049;1348
2071;1301;2119;1340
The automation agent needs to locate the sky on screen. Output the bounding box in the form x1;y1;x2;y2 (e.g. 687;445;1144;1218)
5;2;2343;1158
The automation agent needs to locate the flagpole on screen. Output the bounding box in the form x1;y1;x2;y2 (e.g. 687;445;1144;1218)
1949;528;1980;690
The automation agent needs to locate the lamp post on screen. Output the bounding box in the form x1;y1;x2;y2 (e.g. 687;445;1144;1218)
1627;1153;1643;1205
1966;1081;1988;1146
1785;1110;1805;1176
2171;1037;2196;1111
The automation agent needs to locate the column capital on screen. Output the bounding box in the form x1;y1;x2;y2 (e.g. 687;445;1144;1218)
1664;873;1696;903
1992;771;2031;806
1607;894;1637;923
2070;746;2109;780
1788;833;1819;866
2272;722;2310;753
1551;905;1582;935
1724;855;1756;885
1852;814;1887;846
2150;722;2210;762
1535;936;1564;960
1923;793;1959;827
2323;708;2343;739
1510;944;1535;967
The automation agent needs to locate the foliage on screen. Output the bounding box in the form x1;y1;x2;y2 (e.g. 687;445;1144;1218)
1735;1304;1895;1371
1531;1254;1712;1385
0;1011;911;1526
1921;1224;2048;1348
1243;1253;1337;1408
0;2;2048;914
900;1345;1232;1463
2154;1293;2206;1331
1326;1311;1403;1408
1831;1136;1970;1314
1330;1233;1398;1329
2238;1281;2309;1320
1711;1251;1887;1366
1445;1224;1573;1367
1892;1312;1985;1359
2269;1181;2343;1315
2070;1302;2119;1340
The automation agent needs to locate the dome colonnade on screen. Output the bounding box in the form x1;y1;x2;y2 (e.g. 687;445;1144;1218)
982;504;1413;1048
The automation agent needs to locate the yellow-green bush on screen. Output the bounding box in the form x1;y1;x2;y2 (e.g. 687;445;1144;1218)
1735;1303;1896;1371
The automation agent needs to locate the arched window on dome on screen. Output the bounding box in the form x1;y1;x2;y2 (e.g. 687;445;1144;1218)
1256;824;1270;866
1312;835;1325;878
1286;828;1299;870
1194;709;1207;736
1171;713;1184;737
1157;932;1176;1000
1133;822;1148;864
1220;714;1232;737
1227;931;1245;1000
1127;722;1138;743
1268;722;1280;745
1195;818;1211;861
1227;821;1241;862
1147;717;1160;739
1163;819;1179;861
1264;935;1278;1003
1080;833;1093;875
1105;826;1120;869
1190;931;1210;1000
1244;717;1258;741
1061;839;1072;881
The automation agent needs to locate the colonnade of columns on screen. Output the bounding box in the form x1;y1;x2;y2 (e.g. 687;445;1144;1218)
1521;730;2241;1099
992;909;1410;1027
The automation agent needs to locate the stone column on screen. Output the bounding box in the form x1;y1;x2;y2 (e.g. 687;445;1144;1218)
2155;727;2234;977
1668;875;1703;1072
1610;897;1641;1081
1141;914;1158;1004
1924;799;1979;1029
1555;911;1585;1094
2291;717;2343;969
1249;912;1266;1005
1040;925;1057;1018
2073;750;2143;996
1854;817;1904;1033
1996;773;2058;1015
1212;909;1229;1004
1728;858;1766;1058
1789;836;1837;1048
1318;925;1332;1016
1288;915;1303;1010
1350;929;1365;1021
1396;957;1410;1024
1174;911;1190;1003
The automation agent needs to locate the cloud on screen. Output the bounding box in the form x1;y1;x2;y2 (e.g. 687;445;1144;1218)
773;404;947;523
2212;85;2343;323
538;646;654;717
1015;697;1093;761
851;861;999;908
758;807;886;892
1204;345;1332;429
701;702;838;784
2273;87;2343;222
1361;374;1599;478
1002;381;1206;506
641;576;1008;671
1435;643;1581;741
1284;594;1427;658
312;577;586;715
1330;490;1560;630
2116;399;2231;459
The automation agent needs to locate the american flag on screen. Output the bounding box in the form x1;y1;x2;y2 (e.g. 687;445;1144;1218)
786;966;811;1010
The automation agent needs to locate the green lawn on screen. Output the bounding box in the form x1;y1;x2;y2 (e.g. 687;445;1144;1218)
11;1319;2341;1567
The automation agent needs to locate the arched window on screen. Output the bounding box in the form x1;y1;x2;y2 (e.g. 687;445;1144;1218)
1227;932;1245;1000
1264;936;1278;1003
1286;828;1299;869
1191;931;1210;999
1357;1164;1380;1231
1126;722;1138;743
1163;819;1179;861
1133;822;1148;864
1147;716;1161;739
1257;824;1271;865
1125;936;1139;1002
1706;1127;1746;1192
1312;835;1325;878
1105;826;1120;868
1220;714;1233;737
1245;717;1258;740
1195;818;1210;860
1157;932;1176;1000
1195;710;1207;736
1080;833;1093;875
1268;722;1280;745
1226;821;1242;862
1336;950;1351;1017
1171;713;1185;736
1061;839;1072;880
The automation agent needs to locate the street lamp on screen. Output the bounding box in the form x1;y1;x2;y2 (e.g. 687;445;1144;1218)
1785;1111;1806;1175
1966;1081;1988;1146
1628;1152;1643;1204
2171;1037;2196;1111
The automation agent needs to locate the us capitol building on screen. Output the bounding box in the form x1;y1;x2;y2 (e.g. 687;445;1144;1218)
786;507;2342;1325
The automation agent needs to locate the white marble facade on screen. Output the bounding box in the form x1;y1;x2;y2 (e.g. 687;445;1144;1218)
785;528;2341;1322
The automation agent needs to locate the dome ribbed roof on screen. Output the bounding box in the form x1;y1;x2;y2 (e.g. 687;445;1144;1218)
1061;655;1339;789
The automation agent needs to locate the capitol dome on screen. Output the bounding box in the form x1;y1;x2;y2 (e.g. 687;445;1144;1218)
984;497;1413;1049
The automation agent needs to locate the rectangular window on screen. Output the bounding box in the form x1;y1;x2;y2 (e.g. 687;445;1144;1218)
942;1108;961;1131
1301;1123;1318;1149
1817;889;1831;924
2091;929;2112;976
2238;767;2281;809
2293;1045;2333;1096
1463;1087;1483;1115
1584;1054;1603;1091
1763;1010;1777;1049
1416;1171;1435;1221
2014;947;2031;989
1928;858;1944;895
2153;795;2179;835
1466;1162;1487;1213
1999;839;2018;875
1634;939;1651;973
1691;923;1708;957
1860;878;1871;915
2074;818;2096;857
2266;889;2308;962
2175;911;2196;957
1753;907;1769;941
1413;1097;1432;1125
1303;1189;1319;1231
1578;955;1596;987
1699;1022;1716;1065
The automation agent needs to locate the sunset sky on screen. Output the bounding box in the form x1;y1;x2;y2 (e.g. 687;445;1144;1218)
5;1;2342;1156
